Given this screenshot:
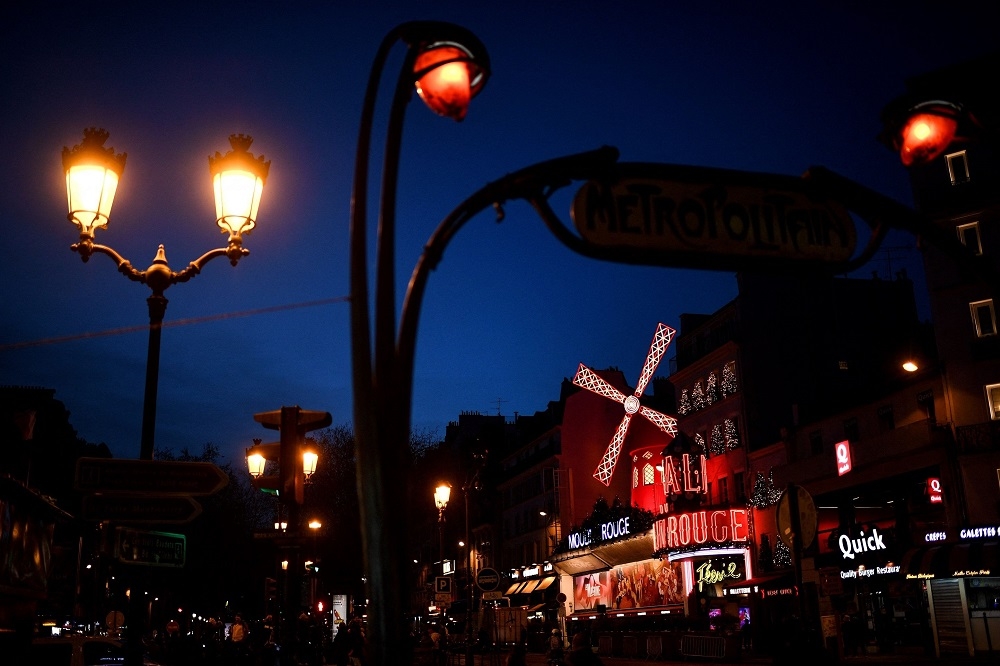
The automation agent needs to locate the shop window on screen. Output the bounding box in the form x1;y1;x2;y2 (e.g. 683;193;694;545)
970;299;997;337
643;463;656;486
809;430;823;456
718;477;729;505
946;150;970;184
985;384;1000;420
957;221;983;255
877;404;895;432
843;417;860;443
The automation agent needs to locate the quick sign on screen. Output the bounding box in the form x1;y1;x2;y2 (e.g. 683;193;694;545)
928;478;943;503
653;508;750;550
571;165;857;270
835;440;852;476
838;528;887;560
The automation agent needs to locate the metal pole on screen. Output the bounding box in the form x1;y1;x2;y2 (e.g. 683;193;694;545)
139;294;167;460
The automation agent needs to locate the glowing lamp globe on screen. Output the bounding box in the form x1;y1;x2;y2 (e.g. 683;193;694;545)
209;134;270;239
303;449;319;478
434;483;451;510
63;128;127;237
899;112;958;166
246;450;267;478
414;43;487;121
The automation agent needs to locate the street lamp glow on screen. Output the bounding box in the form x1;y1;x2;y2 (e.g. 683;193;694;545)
209;134;270;242
902;360;919;372
434;484;451;511
303;448;319;478
62;127;126;237
899;111;958;166
246;450;267;478
308;520;322;529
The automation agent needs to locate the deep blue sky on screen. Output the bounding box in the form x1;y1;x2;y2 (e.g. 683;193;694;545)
1;2;993;464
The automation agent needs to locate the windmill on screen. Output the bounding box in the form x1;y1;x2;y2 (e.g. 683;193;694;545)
573;323;679;485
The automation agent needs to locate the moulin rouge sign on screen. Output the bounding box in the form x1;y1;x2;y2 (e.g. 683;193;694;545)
654;508;750;550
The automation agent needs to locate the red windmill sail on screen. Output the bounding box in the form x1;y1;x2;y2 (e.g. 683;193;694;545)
573;323;678;486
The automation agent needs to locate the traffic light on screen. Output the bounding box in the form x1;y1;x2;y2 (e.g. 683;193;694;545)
253;406;332;505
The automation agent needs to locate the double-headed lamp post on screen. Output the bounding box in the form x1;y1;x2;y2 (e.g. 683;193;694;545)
62;128;270;460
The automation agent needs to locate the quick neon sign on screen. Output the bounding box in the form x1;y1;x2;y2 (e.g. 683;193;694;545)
928;478;943;503
835;440;852;476
838;528;887;560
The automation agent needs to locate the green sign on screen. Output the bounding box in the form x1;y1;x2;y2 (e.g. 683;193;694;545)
116;528;186;567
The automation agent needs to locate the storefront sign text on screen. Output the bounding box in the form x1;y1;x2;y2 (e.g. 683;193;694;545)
838;528;886;560
653;508;750;550
694;558;744;592
662;453;708;496
835;440;852;476
840;564;900;579
923;530;948;542
567;517;631;550
959;525;999;540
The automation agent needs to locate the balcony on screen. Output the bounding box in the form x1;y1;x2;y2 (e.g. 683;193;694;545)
956;420;1000;453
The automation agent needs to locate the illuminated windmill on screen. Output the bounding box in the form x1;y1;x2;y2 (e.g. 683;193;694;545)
573;323;678;486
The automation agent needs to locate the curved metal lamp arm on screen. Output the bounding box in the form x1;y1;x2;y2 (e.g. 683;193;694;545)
171;245;247;284
395;146;621;415
71;238;145;282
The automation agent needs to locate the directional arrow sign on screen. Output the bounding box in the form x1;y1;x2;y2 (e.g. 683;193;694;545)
82;494;203;524
116;527;186;567
254;407;332;430
75;458;229;496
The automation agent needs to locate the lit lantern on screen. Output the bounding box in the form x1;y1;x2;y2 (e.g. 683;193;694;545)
899;111;958;166
434;483;452;511
414;42;488;121
209;134;270;242
303;448;319;479
246;449;267;478
62;128;127;237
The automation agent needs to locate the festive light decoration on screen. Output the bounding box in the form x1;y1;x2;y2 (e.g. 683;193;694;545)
678;389;691;416
774;539;792;569
721;362;738;397
710;424;725;456
573;323;678;486
706;372;719;405
724;418;740;450
757;534;774;572
692;381;705;411
748;469;784;508
694;433;706;453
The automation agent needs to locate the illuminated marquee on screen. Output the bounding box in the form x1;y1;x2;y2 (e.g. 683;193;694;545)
662;453;708;496
653;508;750;550
567;517;632;550
927;478;943;503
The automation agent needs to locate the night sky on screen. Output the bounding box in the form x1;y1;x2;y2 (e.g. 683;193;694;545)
1;2;994;464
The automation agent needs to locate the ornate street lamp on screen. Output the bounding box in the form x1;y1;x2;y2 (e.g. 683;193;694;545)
434;483;451;576
62;128;269;460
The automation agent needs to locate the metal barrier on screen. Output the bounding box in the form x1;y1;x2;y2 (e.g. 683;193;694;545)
598;634;613;656
646;634;663;660
623;634;639;657
680;634;727;659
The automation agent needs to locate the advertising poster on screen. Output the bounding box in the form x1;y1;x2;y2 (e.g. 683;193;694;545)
573;558;684;611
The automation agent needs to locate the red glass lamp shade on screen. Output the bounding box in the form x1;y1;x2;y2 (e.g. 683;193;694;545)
414;43;485;121
899;111;959;166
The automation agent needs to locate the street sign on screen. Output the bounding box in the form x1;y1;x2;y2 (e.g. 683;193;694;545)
115;528;186;567
435;576;453;594
482;590;503;600
82;494;203;524
75;458;229;496
254;407;332;430
571;163;857;271
476;567;500;592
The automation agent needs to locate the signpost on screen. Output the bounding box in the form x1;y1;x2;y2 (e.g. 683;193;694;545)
82;494;203;524
115;528;186;567
476;567;500;592
75;458;229;495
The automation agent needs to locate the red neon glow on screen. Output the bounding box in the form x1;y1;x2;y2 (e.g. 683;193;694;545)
928;477;943;503
574;323;678;485
835;440;852;476
414;46;473;121
899;112;958;166
653;508;750;550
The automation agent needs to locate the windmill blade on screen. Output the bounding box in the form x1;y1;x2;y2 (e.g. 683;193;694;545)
593;413;632;486
639;406;679;436
633;323;675;396
573;364;627;404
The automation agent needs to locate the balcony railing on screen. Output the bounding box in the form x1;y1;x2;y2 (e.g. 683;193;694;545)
956;420;1000;453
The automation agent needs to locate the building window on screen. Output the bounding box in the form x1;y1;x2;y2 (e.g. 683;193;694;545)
734;472;746;503
843;417;860;443
946;150;970;184
718;477;729;505
957;221;983;255
633;466;639;489
643;463;656;486
877;404;895;432
838;360;849;371
707;482;713;504
971;299;997;337
809;430;823;456
985;384;1000;420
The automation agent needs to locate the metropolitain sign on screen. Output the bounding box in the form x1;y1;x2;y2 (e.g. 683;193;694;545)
653;508;750;551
